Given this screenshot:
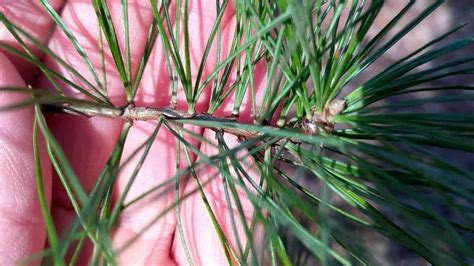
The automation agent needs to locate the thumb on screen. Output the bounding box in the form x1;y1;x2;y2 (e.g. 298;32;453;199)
0;52;52;265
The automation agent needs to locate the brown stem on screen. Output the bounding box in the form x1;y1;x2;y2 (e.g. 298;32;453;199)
42;100;341;139
42;102;264;138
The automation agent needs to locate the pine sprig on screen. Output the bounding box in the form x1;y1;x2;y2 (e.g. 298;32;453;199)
0;0;473;265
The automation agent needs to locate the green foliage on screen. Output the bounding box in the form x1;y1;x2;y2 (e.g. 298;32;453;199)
1;0;473;264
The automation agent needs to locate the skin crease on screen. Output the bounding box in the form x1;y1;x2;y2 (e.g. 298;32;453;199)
0;0;267;265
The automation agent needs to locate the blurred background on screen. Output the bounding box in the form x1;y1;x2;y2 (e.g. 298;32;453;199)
344;1;473;265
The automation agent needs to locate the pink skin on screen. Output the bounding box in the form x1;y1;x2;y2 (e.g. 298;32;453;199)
0;1;266;265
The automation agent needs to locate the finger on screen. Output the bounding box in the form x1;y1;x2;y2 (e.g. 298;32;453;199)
34;0;154;262
172;58;269;264
0;52;52;265
37;0;154;103
111;121;182;265
173;129;267;265
112;0;236;264
136;0;235;110
0;0;64;83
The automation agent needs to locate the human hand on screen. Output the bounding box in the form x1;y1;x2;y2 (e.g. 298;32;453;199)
0;1;265;265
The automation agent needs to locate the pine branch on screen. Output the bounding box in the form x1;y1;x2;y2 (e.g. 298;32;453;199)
42;100;344;139
42;102;263;138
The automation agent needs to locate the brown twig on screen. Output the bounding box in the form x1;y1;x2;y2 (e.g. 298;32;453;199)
42;99;344;139
42;102;263;138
